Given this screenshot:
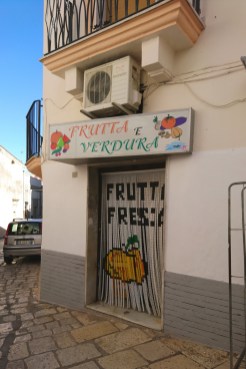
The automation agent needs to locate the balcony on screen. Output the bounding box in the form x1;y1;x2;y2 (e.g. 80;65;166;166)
41;0;204;78
26;100;43;179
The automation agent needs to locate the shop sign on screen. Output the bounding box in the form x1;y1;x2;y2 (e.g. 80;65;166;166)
49;108;194;161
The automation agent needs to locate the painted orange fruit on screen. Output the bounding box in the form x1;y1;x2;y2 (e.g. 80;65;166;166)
161;115;176;129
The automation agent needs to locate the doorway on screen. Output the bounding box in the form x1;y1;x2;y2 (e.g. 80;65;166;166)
97;169;165;318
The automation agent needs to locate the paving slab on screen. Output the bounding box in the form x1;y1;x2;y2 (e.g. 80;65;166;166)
14;334;32;343
149;354;206;369
134;340;175;362
34;308;57;318
11;308;28;315
161;337;229;369
97;349;148;369
32;329;53;339
34;316;54;325
53;331;77;348
6;360;25;369
18;297;29;304
0;322;13;336
0;338;4;348
113;321;129;331
20;313;34;321
70;362;101;369
28;336;57;354
59;317;79;327
3;316;16;323
53;325;72;334
20;321;34;329
53;312;72;320
56;342;101;366
214;361;230;369
45;321;60;330
26;324;45;333
8;342;29;361
0;252;230;369
71;321;118;342
72;311;103;326
95;327;152;354
25;352;60;369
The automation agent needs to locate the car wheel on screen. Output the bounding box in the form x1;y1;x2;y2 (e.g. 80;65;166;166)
4;256;13;264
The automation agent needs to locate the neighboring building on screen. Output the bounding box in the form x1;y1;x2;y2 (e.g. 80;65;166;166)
30;176;43;219
26;0;246;352
0;146;42;236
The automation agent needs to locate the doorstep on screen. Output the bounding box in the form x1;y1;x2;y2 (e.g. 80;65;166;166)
87;302;163;331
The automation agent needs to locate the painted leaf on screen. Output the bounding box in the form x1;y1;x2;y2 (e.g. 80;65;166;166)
57;137;64;148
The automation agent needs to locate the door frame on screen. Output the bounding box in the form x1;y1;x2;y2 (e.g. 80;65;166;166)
85;159;166;328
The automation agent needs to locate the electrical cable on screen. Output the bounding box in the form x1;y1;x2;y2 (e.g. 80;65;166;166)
142;60;246;108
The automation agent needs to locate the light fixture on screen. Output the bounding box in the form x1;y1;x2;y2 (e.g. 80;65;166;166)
241;56;246;69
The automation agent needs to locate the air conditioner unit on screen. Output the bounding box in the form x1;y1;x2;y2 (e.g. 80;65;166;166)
83;56;141;117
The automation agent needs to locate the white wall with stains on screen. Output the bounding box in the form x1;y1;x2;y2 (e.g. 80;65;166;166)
0;146;32;234
41;0;246;281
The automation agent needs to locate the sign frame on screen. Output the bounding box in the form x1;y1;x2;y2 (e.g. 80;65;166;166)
49;108;194;162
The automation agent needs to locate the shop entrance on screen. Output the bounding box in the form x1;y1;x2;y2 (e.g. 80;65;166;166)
97;169;165;317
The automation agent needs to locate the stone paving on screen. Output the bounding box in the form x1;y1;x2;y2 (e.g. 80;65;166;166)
0;241;232;369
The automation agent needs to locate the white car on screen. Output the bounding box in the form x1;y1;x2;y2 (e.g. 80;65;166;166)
3;219;42;264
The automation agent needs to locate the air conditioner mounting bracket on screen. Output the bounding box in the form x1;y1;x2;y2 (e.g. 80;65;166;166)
80;109;97;119
111;102;133;115
80;102;134;120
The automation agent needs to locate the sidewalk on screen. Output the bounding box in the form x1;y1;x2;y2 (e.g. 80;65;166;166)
0;251;231;369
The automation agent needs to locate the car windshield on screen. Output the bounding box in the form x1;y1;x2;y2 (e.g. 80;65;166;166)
8;222;42;236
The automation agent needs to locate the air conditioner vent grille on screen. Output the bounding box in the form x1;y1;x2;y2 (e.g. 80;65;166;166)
86;66;112;106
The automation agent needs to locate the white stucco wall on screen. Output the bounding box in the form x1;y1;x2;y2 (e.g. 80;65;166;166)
142;0;246;283
0;146;32;232
42;0;246;282
42;160;87;256
42;64;88;256
144;72;246;284
165;149;246;283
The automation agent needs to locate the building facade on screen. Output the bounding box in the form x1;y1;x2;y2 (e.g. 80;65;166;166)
36;0;246;351
0;146;42;237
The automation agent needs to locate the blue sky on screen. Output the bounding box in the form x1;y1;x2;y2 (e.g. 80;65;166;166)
0;1;43;163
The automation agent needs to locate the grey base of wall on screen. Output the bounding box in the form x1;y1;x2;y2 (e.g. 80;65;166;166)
164;272;244;352
40;249;85;310
39;251;244;353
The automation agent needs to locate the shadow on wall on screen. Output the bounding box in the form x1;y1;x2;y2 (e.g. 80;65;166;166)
0;226;6;239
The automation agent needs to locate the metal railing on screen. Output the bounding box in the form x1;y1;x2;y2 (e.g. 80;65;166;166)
228;182;246;369
45;0;201;54
26;100;43;163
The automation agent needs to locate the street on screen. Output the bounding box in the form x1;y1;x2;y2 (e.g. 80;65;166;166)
0;239;231;369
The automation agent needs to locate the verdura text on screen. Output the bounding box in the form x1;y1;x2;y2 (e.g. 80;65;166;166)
80;137;159;155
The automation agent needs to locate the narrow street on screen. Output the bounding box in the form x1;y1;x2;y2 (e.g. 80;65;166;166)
0;239;231;369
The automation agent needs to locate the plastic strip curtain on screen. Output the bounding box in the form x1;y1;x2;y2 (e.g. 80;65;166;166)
98;169;164;316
